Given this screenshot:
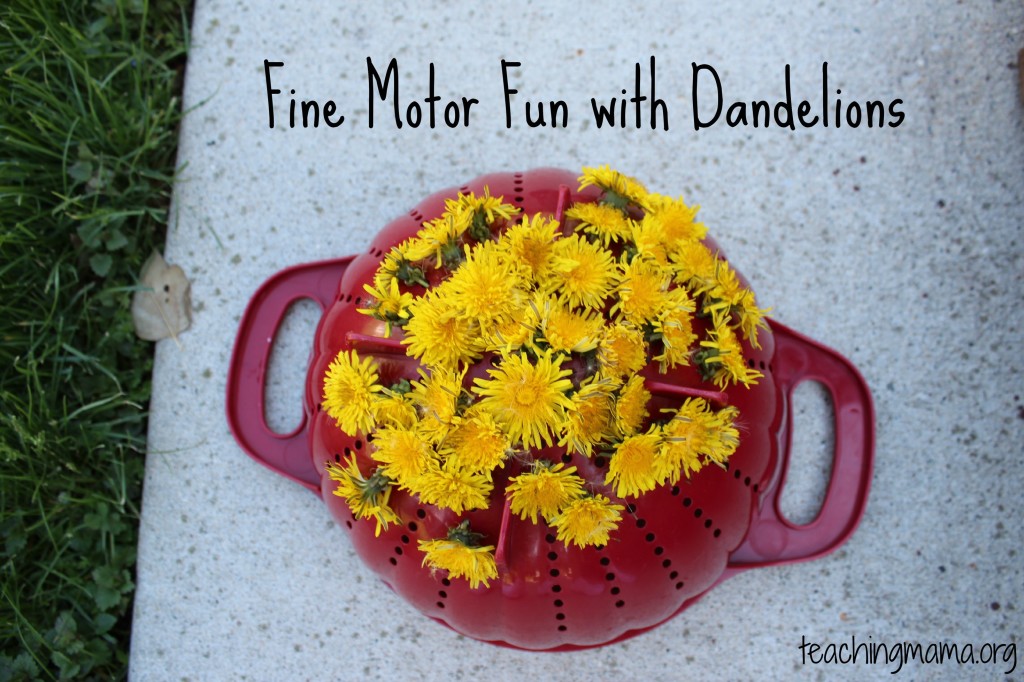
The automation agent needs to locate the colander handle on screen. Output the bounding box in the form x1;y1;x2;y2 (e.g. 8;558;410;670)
728;319;875;568
225;258;353;494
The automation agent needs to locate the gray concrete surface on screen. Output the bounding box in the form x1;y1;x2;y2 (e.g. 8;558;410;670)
130;1;1024;679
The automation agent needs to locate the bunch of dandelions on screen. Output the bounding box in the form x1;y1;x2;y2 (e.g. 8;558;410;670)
322;166;768;589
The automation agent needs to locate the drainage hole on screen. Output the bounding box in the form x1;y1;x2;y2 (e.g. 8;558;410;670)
600;557;611;566
549;568;560;577
441;578;451;587
555;613;566;621
401;535;410;544
669;570;679;580
334;453;341;463
558;625;567;632
734;470;742;479
662;559;671;568
610;586;620;595
546;533;556;544
654;546;664;556
615;600;625;608
354;439;363;450
552;584;562;593
560;453;572;464
388;557;397;566
675;582;684;590
594;456;607;468
438;590;447;598
407;521;418;531
713;529;722;538
645;532;655;542
345;520;352;529
704;519;713;529
636;518;647;529
547;551;558;561
683;497;692;507
436;601;445;609
417;509;427;519
694;508;703;518
514;196;524;203
394;547;403;555
625;503;637;514
553;599;563;607
605;572;616;581
671;486;680;496
744;476;751;486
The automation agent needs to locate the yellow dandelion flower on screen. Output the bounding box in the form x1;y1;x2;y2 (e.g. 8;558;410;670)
370;390;418;429
697;318;763;388
444;241;528;331
559;377;616;456
605;427;664;498
419;522;498;589
481;306;539;356
402;286;484;369
658;399;740;485
537;296;604;354
404;212;469;268
376;242;429;289
578;165;648;207
370;425;438;486
614;374;651;437
704;259;747;316
322;349;381;436
326;455;400;537
612;257;672;326
669;240;717;294
543;233;618;310
550;494;624;549
372;246;403;293
497;213;561;286
630;215;671;265
359;277;414;336
443;407;511;474
643;193;707;244
598;322;648;379
507;460;587;523
446;187;520;234
652;290;697;371
734;289;771;350
565;202;634;246
702;404;741;466
471;351;574;449
412;458;492;514
409;367;466;444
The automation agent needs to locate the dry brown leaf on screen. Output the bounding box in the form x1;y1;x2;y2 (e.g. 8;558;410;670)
132;251;192;343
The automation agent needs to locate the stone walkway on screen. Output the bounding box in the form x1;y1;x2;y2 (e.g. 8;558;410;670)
130;2;1023;679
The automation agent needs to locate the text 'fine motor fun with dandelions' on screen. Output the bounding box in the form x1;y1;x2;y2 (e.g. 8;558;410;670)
263;57;904;132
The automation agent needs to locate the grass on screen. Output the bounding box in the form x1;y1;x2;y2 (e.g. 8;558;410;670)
1;0;191;678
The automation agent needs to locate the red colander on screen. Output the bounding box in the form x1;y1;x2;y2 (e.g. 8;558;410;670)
226;168;874;651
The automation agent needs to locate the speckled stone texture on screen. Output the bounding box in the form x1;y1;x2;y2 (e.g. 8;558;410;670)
130;2;1023;679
